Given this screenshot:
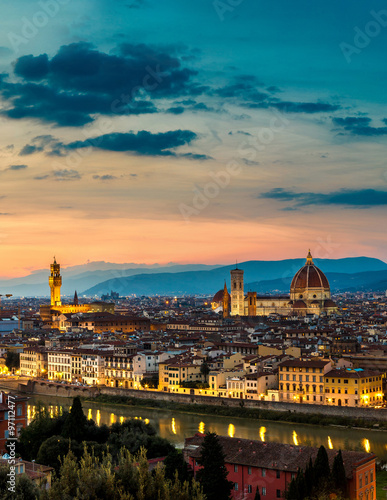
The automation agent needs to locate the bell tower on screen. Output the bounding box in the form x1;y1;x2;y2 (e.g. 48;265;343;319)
49;257;62;307
230;265;244;316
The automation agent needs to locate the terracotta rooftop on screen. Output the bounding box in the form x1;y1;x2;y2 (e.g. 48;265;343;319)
184;434;375;479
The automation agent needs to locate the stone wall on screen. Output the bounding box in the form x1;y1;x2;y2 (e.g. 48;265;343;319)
12;380;387;421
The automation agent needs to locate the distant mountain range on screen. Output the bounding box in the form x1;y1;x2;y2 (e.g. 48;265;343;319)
0;262;222;297
1;257;386;298
82;257;387;297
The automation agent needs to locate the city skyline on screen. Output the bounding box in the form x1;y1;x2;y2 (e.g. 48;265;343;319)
0;0;387;277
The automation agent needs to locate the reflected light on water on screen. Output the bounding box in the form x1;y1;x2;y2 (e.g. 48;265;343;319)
363;439;371;453
144;419;150;425
110;413;116;425
96;410;101;426
171;418;177;435
293;431;299;446
87;409;92;420
199;421;205;434
328;436;333;450
259;426;266;442
119;416;124;425
228;424;235;438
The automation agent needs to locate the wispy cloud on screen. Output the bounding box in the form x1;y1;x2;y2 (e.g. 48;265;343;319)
260;188;387;208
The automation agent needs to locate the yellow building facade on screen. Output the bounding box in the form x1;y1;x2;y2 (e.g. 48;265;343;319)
324;369;384;407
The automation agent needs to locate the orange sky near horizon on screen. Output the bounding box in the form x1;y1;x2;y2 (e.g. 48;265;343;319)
1;215;386;279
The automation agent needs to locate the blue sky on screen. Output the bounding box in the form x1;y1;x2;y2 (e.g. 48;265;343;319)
0;0;386;276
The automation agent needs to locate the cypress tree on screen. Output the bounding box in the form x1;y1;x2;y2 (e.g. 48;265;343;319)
286;478;299;500
331;450;347;496
254;486;261;500
62;396;88;441
314;445;330;480
196;433;233;500
304;456;314;495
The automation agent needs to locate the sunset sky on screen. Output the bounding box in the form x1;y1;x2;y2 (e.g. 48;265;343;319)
0;0;386;277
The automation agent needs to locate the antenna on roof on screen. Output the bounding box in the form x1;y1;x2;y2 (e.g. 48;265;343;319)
235;259;238;270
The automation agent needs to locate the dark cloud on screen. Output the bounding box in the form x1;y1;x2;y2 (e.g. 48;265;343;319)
166;106;185;115
51;130;198;157
19;135;60;156
215;75;340;114
332;116;387;136
34;169;81;181
14;54;49;80
8;164;27;171
181;152;213;161
93;174;117;180
260;188;387;208
270;101;340;113
0;42;201;127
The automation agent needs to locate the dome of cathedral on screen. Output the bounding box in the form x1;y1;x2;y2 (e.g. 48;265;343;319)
290;251;330;291
212;289;225;303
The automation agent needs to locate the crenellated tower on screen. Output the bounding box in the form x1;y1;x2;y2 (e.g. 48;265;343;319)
49;257;62;307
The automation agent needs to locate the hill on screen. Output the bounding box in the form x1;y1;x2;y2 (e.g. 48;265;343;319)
82;257;387;297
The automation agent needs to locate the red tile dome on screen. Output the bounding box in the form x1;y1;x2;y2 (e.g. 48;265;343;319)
291;251;330;290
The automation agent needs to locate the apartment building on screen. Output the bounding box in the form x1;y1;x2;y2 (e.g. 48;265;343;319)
20;347;47;378
79;349;110;386
324;368;384;407
278;359;332;404
47;350;72;381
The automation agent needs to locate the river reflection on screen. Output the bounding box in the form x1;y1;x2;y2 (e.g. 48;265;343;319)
27;395;387;460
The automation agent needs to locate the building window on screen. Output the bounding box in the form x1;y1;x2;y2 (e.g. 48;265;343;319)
262;468;266;477
248;485;252;493
276;470;280;479
248;466;252;475
262;487;266;496
359;475;362;488
234;465;238;472
277;490;281;498
234;483;238;491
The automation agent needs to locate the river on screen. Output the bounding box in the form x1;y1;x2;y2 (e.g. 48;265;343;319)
26;394;387;460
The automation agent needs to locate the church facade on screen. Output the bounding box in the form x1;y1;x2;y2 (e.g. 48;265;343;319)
211;251;338;317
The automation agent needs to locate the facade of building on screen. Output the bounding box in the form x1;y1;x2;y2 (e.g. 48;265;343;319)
20;347;47;378
324;368;384;407
184;434;376;500
278;359;332;404
47;350;72;381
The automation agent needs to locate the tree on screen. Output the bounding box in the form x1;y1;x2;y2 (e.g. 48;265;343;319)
37;435;72;472
5;351;20;372
164;448;192;483
304;457;314;494
61;396;88;441
196;433;233;500
200;359;210;383
254;486;261;500
331;450;347;496
314;445;330;480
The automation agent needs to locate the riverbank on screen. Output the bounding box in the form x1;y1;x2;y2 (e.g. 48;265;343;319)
85;394;387;430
